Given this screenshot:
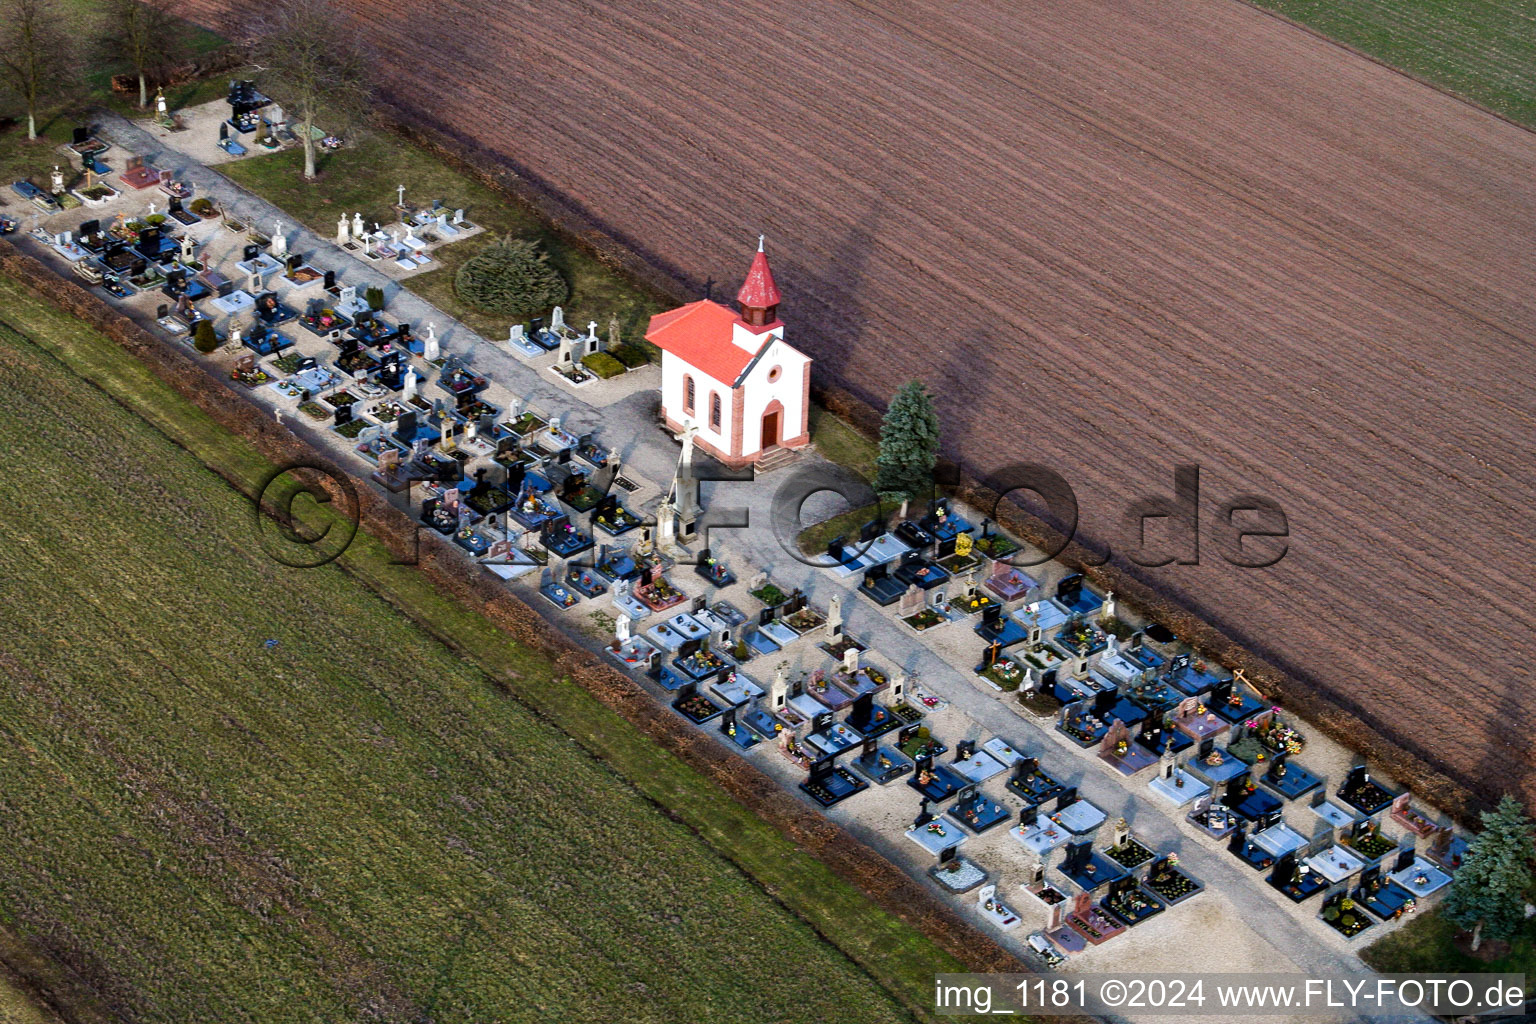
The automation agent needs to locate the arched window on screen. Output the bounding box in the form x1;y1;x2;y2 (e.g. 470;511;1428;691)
709;392;722;430
683;375;695;415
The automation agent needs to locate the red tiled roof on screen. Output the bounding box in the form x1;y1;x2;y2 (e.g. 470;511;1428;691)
646;299;770;385
737;247;782;309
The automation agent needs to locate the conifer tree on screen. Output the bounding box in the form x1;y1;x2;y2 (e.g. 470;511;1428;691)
874;380;940;516
1444;795;1535;950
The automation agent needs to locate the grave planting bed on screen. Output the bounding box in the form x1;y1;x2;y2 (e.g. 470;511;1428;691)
1143;860;1202;905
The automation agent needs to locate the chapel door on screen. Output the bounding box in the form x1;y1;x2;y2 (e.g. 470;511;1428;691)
761;409;780;448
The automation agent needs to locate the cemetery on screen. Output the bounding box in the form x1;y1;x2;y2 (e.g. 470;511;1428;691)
0;71;1495;1004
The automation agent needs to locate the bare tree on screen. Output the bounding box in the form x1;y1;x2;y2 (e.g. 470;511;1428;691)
0;0;76;139
248;0;370;180
99;0;184;110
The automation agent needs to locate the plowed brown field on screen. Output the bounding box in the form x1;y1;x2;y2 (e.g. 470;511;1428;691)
182;0;1536;805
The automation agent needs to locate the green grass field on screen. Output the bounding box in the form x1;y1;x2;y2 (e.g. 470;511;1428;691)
218;137;667;355
0;274;956;1023
1247;0;1536;126
0;972;58;1024
1363;907;1536;976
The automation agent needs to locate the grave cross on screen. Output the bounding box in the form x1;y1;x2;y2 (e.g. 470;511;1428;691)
397;184;406;207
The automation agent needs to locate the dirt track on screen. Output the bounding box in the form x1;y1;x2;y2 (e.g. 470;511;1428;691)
180;0;1536;806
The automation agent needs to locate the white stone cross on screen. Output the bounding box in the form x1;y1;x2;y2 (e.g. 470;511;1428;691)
397;185;406;207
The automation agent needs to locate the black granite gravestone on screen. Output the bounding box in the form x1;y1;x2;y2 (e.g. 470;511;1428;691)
395;410;418;443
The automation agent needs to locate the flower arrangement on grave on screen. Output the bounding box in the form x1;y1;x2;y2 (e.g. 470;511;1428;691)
905;608;942;630
675;694;719;721
925;822;946;836
1255;709;1305;755
950;592;992;614
1114;739;1129;756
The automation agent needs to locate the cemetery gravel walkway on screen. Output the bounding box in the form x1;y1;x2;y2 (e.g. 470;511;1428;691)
83;113;1424;1023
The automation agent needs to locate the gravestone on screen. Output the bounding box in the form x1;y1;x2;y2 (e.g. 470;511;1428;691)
899;587;923;618
770;664;788;711
842;646;859;674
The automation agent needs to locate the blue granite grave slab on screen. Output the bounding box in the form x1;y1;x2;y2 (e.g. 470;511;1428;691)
1263;762;1322;800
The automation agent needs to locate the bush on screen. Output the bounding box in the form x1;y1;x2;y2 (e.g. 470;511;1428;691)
581;351;625;379
189;197;213;215
364;286;385;311
193;320;218;353
453;236;567;319
607;341;649;368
